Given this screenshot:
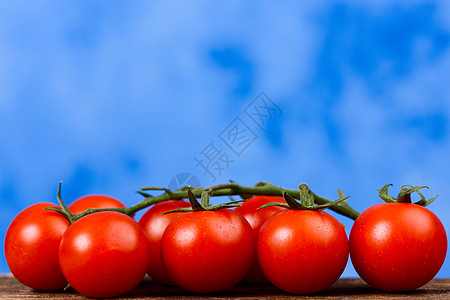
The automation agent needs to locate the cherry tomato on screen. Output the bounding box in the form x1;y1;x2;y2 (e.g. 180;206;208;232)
349;203;447;291
160;209;255;293
138;200;190;285
234;195;286;283
58;211;149;298
68;195;126;214
4;203;70;291
257;210;349;294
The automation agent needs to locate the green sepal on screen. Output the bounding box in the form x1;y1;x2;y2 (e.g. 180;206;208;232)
310;196;351;211
397;185;425;203
141;186;171;191
45;206;73;221
187;187;205;211
163;197;243;214
277;184;351;211
137;191;152;198
377;184;438;206
257;202;291;210
377;184;397;203
335;189;353;210
163;207;195;215
208;203;242;210
226;198;245;205
401;184;439;206
282;190;304;209
140;186;176;199
206;196;245;210
423;193;439;206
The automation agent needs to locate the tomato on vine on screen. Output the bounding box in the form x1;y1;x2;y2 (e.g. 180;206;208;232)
4;181;361;296
138;200;190;285
257;184;349;294
160;188;255;293
68;194;126;214
234;195;287;283
349;184;447;292
4;203;70;291
58;211;150;298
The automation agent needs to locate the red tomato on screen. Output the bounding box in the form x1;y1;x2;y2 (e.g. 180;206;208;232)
58;211;149;298
160;209;255;293
234;196;286;283
349;203;447;291
68;195;126;214
4;203;70;291
138;200;190;285
257;210;349;294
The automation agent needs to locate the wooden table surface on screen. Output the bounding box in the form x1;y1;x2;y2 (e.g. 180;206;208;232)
1;275;449;299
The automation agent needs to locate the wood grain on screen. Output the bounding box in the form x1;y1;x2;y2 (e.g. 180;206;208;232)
1;275;449;299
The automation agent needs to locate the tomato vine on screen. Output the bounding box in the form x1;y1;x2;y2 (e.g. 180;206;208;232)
48;181;360;221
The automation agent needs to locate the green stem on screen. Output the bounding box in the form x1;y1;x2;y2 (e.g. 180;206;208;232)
298;183;315;207
64;182;360;221
57;182;75;223
138;183;360;220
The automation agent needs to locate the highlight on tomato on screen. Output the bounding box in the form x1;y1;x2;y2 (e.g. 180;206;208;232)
234;195;287;283
138;199;191;285
68;194;126;214
349;184;447;292
160;188;255;293
257;184;350;294
4;203;70;291
58;211;150;298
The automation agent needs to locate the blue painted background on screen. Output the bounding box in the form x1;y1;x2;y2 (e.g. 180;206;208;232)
1;0;450;278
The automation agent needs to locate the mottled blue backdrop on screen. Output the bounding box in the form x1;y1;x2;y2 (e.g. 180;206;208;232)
1;0;450;278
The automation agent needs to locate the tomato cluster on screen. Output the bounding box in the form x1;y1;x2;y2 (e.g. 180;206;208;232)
3;184;448;298
4;195;148;298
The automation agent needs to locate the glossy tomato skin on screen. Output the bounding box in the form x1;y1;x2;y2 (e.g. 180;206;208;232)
68;194;126;214
349;203;447;292
258;210;349;294
59;211;149;298
234;196;286;283
4;203;70;291
161;209;255;293
138;200;190;285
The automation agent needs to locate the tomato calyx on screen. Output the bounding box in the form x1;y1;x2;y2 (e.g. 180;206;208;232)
378;184;438;206
164;186;243;214
46;182;130;223
259;183;350;211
